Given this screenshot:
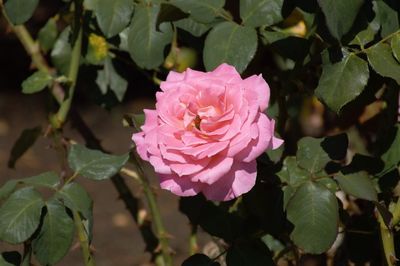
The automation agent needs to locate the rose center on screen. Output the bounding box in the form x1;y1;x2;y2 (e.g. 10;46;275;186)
193;115;201;130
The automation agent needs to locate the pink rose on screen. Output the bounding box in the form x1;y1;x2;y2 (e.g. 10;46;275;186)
132;64;283;201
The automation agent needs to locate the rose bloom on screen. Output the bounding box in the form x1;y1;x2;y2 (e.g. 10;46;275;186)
132;64;283;201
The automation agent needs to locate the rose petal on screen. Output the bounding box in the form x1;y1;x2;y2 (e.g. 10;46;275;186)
201;160;257;201
191;156;233;184
160;173;204;196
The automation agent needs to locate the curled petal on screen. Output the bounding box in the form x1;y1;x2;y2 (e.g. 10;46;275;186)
160;174;204;197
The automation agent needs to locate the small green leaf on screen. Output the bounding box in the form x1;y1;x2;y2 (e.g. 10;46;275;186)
204;22;257;73
68;144;129;180
38;18;58;52
56;183;92;219
128;5;173;69
51;28;72;75
317;0;364;40
182;254;220;266
0;181;17;201
317;177;338;193
296;137;330;173
349;23;378;47
123;113;145;129
287;182;338;254
335;172;378;201
95;0;134;38
169;0;225;23
226;240;274;266
373;0;399;37
21;71;53;94
8;126;42;169
315;54;369;113
0;187;44;244
18;172;60;189
32;198;75;265
4;0;39;25
381;125;400;170
240;0;283;28
174;18;213;37
391;33;400;62
96;58;127;101
367;43;400;84
277;156;310;187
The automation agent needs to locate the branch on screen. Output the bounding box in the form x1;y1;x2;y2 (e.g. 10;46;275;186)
73;210;96;266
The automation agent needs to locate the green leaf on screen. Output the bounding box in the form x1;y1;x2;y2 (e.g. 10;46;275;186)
317;177;338;193
4;0;39;25
51;28;72;75
287;182;338;254
204;22;257;73
296;137;330;173
56;182;92;219
68;144;129;180
0;181;17;201
226;240;274;266
240;0;283;28
95;0;134;38
373;0;399;37
32;198;75;265
128;5;173;69
174;18;213;37
391;33;400;62
367;43;400;84
8;126;42;169
169;0;225;23
315;54;369;113
349;23;379;47
0;187;44;244
122;113;145;129
277;156;310;187
335;172;377;201
21;71;52;94
19;172;60;189
381;125;400;170
96;58;127;101
38;18;58;52
317;0;364;40
182;254;220;266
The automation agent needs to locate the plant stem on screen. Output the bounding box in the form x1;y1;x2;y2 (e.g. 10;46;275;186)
189;224;198;256
130;153;173;266
56;27;83;125
378;211;397;266
73;210;96;266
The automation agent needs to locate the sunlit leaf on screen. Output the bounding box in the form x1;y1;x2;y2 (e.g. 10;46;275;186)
4;0;39;25
204;22;257;73
0;187;44;244
315;54;369;113
287;182;338;254
240;0;283;28
367;43;400;84
33;198;75;265
335;172;378;201
21;71;53;94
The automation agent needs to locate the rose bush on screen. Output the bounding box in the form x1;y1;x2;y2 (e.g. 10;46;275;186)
133;64;283;201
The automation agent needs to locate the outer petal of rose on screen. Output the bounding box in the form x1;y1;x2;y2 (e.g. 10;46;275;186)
169;157;210;176
190;157;233;184
141;109;158;132
271;136;284;149
242;74;270;111
149;156;172;175
236;114;273;163
201;160;257;201
159;174;204;196
132;132;149;160
211;63;242;82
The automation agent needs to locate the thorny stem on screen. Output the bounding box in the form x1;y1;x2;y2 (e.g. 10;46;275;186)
73;211;96;266
3;1;169;263
55;26;83;126
128;154;173;266
378;211;397;266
